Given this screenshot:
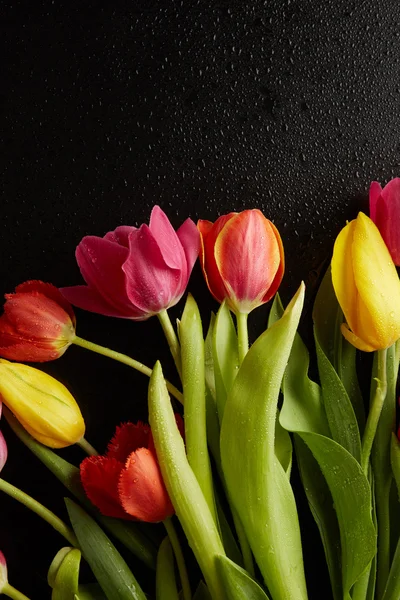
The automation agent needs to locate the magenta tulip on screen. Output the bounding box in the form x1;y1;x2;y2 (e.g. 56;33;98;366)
370;178;400;266
62;206;200;320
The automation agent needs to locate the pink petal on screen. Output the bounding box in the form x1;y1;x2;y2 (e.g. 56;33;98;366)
75;236;134;315
176;218;201;277
123;226;185;314
149;206;186;270
107;422;150;462
0;431;7;472
369;181;382;222
104;226;136;248
119;448;174;522
61;285;145;318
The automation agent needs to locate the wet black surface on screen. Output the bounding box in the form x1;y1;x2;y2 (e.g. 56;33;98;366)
1;1;400;597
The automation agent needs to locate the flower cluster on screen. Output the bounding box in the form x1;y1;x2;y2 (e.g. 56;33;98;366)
1;188;400;600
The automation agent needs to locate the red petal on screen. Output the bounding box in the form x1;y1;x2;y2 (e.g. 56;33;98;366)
107;422;150;461
80;456;132;520
14;281;75;324
369;181;382;222
198;215;236;303
261;220;285;303
119;448;174;522
149;206;186;270
61;285;145;319
74;236;136;316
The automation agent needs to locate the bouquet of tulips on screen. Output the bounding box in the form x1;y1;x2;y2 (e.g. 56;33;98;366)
1;179;400;600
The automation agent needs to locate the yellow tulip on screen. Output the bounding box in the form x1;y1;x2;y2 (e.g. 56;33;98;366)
0;360;85;448
331;212;400;352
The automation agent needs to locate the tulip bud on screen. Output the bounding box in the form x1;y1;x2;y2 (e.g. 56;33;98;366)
0;430;7;472
331;212;400;351
0;360;85;448
198;209;284;314
0;281;76;362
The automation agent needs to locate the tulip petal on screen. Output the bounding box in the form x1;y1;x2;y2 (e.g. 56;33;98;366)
119;448;174;522
340;323;376;353
149;206;187;270
369;181;382;222
261;220;285;303
352;213;400;349
331;219;358;334
0;431;8;472
215;210;280;313
107;422;150;461
375;179;400;266
198;215;236;303
176;218;201;275
80;456;131;520
61;285;144;319
14;281;75;323
123;226;184;314
104;226;136;248
74;236;135;316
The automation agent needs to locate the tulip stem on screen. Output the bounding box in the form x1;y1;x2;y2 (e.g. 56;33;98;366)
163;517;192;600
0;478;78;547
236;312;249;363
72;336;183;404
157;309;182;377
2;583;31;600
77;437;98;456
361;348;388;476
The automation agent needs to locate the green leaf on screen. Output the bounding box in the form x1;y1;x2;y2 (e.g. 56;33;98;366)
293;437;342;600
274;411;292;476
52;548;81;600
390;433;400;500
215;555;270;599
299;433;376;599
148;362;226;600
180;294;217;523
314;331;361;462
4;408;157;570
156;537;179;600
213;301;239;422
65;499;146;600
48;547;74;589
220;283;308;600
313;266;364;430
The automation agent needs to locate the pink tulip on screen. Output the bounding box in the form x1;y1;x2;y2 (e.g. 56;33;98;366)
62;206;200;320
370;178;400;266
0;404;7;472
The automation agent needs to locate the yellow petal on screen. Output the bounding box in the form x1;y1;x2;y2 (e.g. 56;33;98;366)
352;213;400;349
331;219;358;333
340;323;376;352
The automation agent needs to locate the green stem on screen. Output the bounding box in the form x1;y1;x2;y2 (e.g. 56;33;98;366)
163;517;191;600
361;348;387;476
157;309;182;377
77;437;98;456
73;336;183;404
2;583;31;600
236;312;249;364
0;478;78;547
231;508;255;578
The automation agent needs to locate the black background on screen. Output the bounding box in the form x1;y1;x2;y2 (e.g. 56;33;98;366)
2;1;400;598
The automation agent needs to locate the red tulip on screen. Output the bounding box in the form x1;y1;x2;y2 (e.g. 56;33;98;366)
198;209;284;314
0;281;76;362
62;206;200;320
370;178;400;266
0;550;7;592
80;420;177;523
